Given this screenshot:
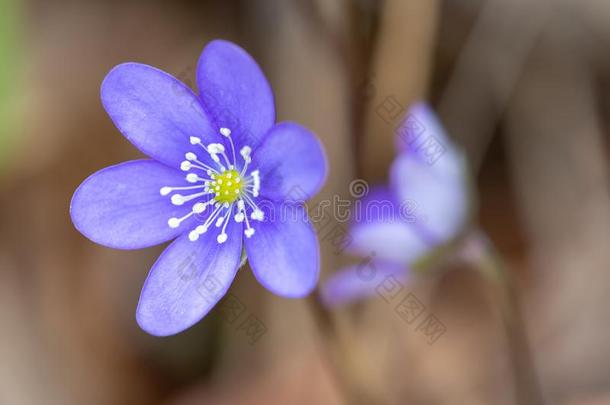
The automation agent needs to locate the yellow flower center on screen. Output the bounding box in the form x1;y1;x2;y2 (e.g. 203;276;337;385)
210;169;244;204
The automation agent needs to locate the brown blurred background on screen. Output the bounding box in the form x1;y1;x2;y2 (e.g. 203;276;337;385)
1;0;609;404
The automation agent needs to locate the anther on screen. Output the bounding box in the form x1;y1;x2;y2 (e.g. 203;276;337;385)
251;209;264;221
193;202;206;214
240;146;252;162
171;195;185;205
207;143;225;154
186;173;199;183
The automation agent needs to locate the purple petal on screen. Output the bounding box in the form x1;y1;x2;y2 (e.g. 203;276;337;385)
196;40;275;151
321;261;406;307
395;102;450;160
244;202;319;298
346;186;431;263
395;102;468;191
136;219;243;336
390;102;471;244
70;160;199;249
101;63;219;169
350;185;401;225
390;149;470;245
251;122;327;202
348;220;431;264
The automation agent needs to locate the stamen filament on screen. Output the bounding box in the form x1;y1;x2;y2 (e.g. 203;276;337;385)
165;127;263;244
224;130;237;166
171;191;209;206
217;203;234;244
160;184;205;196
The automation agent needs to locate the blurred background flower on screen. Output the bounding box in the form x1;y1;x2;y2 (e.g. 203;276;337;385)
322;102;472;307
1;0;609;404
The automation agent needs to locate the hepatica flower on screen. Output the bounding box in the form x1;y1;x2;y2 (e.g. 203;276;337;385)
70;40;327;336
322;102;471;306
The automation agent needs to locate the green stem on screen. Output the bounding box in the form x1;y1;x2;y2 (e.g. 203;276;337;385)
464;231;545;405
308;290;381;405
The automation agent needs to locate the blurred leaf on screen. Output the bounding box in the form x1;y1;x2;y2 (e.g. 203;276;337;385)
0;0;22;172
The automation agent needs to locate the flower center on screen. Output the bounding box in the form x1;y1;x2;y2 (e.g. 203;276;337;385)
159;127;263;244
210;169;243;204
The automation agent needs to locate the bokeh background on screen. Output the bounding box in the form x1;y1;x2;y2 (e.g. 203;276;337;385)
1;0;609;404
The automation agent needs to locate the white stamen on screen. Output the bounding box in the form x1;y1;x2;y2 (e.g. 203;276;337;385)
162;137;265;243
161;184;205;197
249;170;261;196
220;151;232;168
193;202;207;214
167;200;209;229
189;156;219;174
207;143;225;154
222;127;238;165
240;200;255;238
171;194;185;205
240;146;252;163
251;209;264;221
217;204;234;243
186;173;199;183
180;161;192;171
241;194;262;216
234;200;246;223
171;191;208;206
199;204;224;231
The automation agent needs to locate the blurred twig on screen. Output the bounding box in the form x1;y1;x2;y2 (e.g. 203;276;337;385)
462;231;546;405
505;12;610;398
308;290;382;405
360;0;440;180
438;0;550;173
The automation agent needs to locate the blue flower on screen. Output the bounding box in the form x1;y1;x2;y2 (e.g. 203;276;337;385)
70;40;327;336
322;102;471;306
